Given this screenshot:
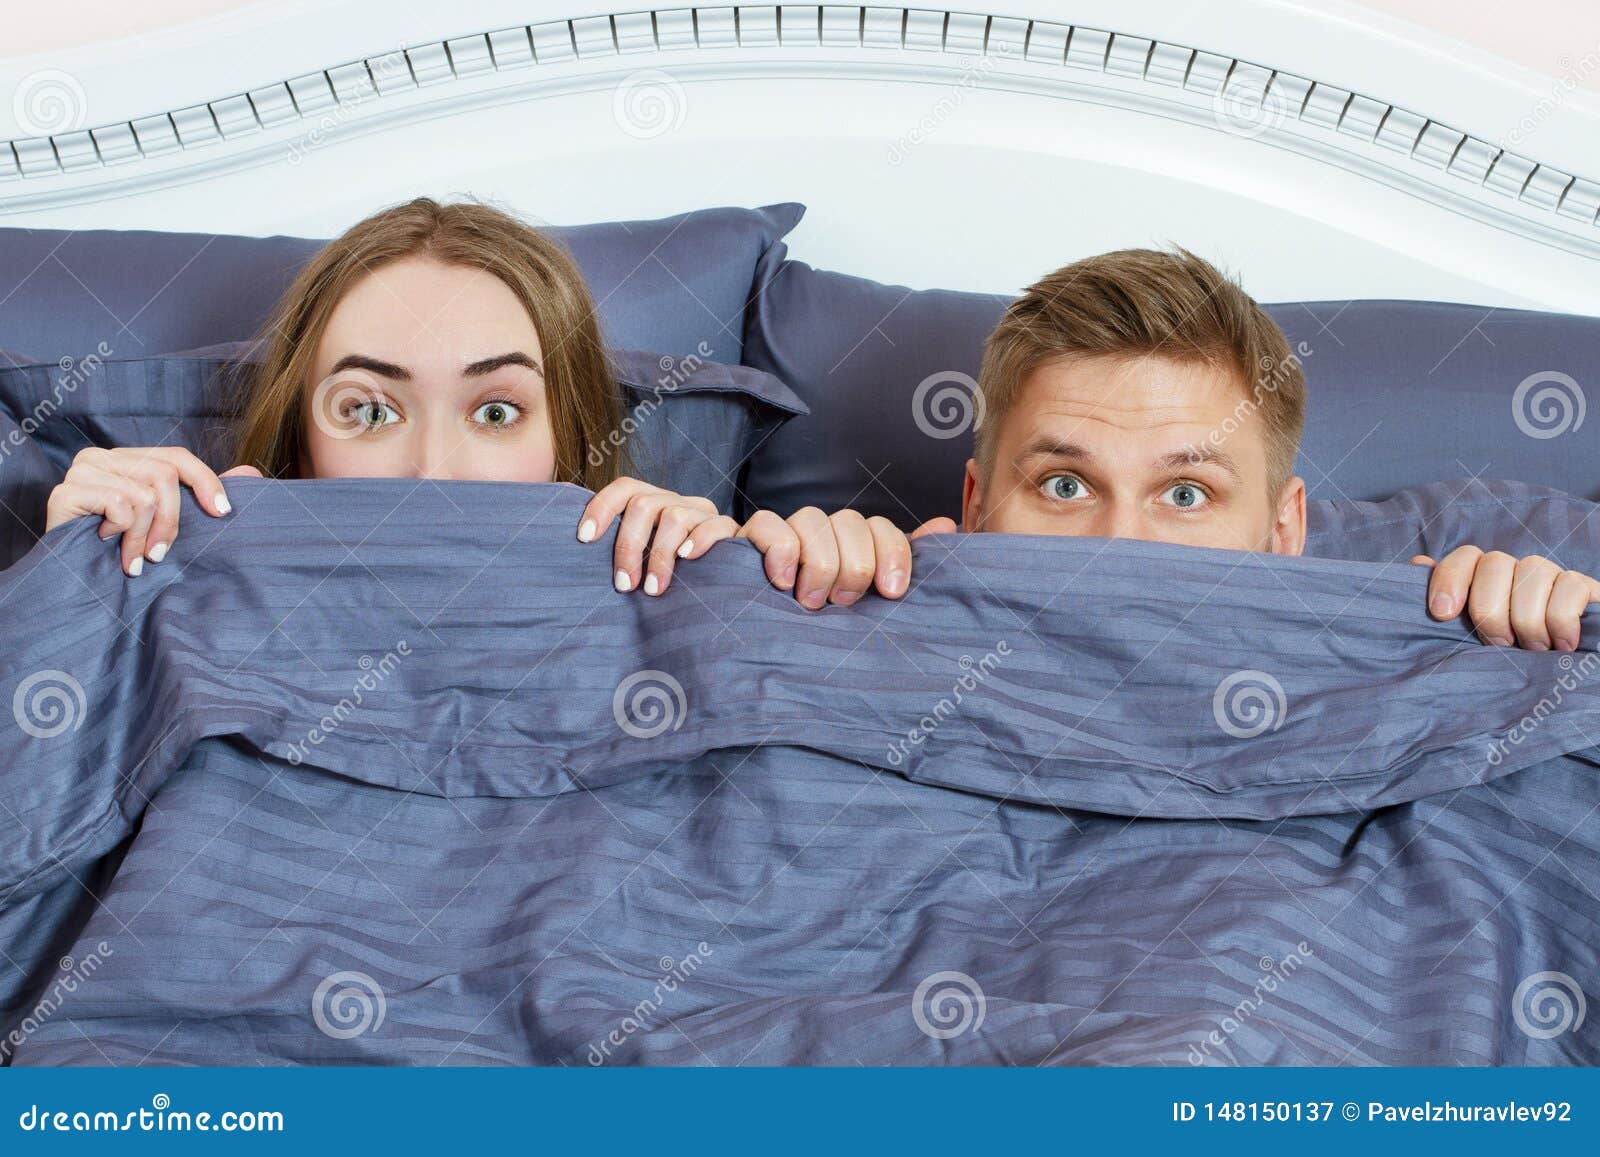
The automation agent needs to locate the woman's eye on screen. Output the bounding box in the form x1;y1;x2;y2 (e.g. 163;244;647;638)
346;400;398;429
1163;482;1208;510
1041;475;1085;501
471;401;522;428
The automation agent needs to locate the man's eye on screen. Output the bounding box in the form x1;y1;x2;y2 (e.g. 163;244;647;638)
1163;482;1208;509
471;401;522;428
1041;475;1085;501
345;400;398;429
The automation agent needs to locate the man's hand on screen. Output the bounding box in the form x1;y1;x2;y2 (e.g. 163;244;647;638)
738;508;950;609
1412;546;1600;651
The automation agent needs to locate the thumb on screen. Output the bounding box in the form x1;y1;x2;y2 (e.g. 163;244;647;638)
910;517;959;540
221;465;264;479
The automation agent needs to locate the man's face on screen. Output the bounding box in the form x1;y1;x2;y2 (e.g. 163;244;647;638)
963;354;1305;554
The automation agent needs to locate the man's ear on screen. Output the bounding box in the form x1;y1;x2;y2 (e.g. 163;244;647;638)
1270;475;1307;556
961;458;983;532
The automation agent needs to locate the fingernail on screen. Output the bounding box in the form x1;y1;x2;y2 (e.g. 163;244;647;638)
147;542;168;564
781;565;797;590
577;518;596;543
1430;594;1452;616
833;591;860;606
1485;636;1511;647
128;557;143;577
1527;640;1550;652
886;568;907;596
677;539;694;558
614;569;632;593
215;493;232;516
800;589;825;609
1556;637;1576;652
643;573;660;596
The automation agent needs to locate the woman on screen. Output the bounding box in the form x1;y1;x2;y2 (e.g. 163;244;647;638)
45;198;913;607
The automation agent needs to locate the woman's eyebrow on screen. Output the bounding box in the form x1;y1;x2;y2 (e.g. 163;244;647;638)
463;352;543;378
330;353;410;380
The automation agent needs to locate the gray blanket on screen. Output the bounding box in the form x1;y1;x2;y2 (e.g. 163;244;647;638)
2;480;1597;1065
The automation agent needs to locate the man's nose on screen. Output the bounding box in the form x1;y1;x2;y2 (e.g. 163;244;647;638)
1087;505;1164;543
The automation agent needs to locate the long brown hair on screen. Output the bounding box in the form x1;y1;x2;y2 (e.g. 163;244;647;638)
232;196;625;486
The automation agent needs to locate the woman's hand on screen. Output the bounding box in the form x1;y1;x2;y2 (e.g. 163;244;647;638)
577;478;739;596
45;446;259;576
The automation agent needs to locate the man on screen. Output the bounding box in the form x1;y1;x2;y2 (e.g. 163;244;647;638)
731;248;1599;650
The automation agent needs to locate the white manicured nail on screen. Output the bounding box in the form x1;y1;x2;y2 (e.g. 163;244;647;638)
578;518;596;542
644;574;659;596
128;557;143;577
677;539;694;558
614;569;632;592
215;493;232;515
147;542;168;563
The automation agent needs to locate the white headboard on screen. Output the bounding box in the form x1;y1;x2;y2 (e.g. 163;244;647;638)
2;1;1597;314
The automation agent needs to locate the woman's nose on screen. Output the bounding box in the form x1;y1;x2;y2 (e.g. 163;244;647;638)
411;428;458;480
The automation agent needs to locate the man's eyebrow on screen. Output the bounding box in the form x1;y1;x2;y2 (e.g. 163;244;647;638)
463;352;543;378
330;354;410;381
1016;436;1095;463
1159;444;1242;481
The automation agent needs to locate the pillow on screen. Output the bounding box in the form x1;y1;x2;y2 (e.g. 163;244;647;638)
741;260;1008;525
742;260;1600;524
0;203;804;367
0;345;55;573
1306;478;1600;574
608;348;806;514
0;345;804;570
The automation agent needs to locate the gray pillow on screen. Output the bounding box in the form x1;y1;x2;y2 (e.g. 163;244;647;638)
742;260;1600;524
0;203;804;367
0;344;804;570
741;260;1008;525
1306;478;1600;573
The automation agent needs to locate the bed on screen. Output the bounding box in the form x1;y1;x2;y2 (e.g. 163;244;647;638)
0;1;1597;1066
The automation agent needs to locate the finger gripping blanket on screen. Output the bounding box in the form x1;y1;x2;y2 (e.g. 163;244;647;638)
1;480;1597;1065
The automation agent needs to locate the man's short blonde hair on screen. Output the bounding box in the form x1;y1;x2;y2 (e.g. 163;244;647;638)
977;248;1306;493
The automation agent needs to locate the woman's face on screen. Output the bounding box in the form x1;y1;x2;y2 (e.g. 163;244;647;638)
303;255;558;482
